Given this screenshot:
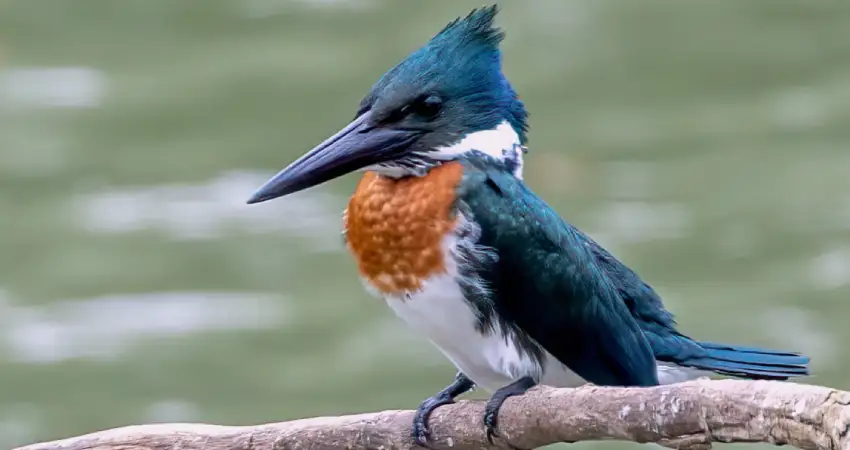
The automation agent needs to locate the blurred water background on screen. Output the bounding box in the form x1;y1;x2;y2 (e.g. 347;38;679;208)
1;1;849;448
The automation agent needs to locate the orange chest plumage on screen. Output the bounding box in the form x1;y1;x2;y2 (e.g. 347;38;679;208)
343;162;465;296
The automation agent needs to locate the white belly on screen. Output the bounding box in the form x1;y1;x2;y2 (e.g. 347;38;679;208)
381;273;586;393
358;215;699;391
377;273;705;391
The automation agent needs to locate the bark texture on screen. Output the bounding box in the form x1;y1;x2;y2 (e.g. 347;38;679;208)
14;380;850;450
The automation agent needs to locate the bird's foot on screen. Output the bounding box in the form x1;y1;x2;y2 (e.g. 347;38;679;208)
411;373;475;448
412;393;455;447
483;376;536;445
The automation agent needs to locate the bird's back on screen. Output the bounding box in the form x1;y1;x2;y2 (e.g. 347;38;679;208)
458;152;808;383
457;153;663;386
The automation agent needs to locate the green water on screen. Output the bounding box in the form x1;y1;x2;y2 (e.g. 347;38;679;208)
1;1;849;448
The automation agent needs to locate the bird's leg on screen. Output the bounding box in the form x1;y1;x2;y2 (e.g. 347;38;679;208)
483;376;537;444
411;372;475;447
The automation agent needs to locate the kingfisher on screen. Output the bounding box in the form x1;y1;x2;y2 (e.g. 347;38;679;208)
246;5;810;446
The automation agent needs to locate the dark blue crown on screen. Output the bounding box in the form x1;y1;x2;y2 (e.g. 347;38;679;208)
365;5;529;144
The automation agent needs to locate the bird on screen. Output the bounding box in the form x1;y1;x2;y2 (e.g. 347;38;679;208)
246;5;810;447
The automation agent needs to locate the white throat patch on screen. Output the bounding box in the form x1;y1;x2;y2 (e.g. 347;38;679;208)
363;120;526;179
433;120;524;179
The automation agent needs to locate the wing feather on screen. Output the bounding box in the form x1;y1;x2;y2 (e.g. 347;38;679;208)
459;155;659;386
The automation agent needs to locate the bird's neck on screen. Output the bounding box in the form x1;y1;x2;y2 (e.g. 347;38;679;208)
367;120;526;180
432;120;525;179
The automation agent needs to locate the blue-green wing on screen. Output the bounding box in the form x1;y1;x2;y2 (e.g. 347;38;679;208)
458;154;659;386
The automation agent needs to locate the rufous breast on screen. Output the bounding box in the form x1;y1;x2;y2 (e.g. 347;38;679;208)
343;162;465;296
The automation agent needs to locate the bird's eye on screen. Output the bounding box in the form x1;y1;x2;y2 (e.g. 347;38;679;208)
385;95;442;124
410;95;442;120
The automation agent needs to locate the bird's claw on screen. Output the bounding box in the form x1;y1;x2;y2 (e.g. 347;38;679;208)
481;376;535;448
484;406;501;444
411;395;454;448
485;412;525;450
411;419;431;448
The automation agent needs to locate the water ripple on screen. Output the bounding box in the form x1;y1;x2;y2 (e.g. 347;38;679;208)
70;170;345;251
0;290;287;364
0;67;105;109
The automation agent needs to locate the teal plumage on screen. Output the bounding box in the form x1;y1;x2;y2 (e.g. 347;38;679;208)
247;5;810;447
457;151;808;386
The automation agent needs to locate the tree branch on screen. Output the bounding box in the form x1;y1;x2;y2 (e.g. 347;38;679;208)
14;380;850;450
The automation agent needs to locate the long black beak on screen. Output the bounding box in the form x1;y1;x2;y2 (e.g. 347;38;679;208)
246;112;421;204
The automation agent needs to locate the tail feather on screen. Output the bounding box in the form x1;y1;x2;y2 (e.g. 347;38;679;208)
682;341;810;380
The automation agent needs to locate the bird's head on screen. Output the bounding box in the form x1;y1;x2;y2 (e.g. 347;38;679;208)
248;5;528;204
